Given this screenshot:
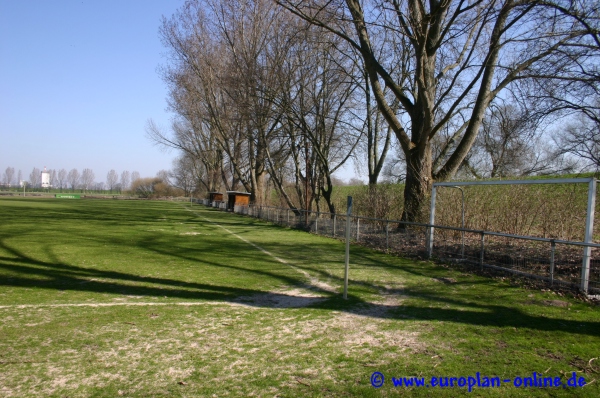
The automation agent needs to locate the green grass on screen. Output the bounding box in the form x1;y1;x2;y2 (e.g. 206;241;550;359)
0;197;599;397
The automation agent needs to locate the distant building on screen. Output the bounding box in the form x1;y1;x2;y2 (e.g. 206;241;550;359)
41;167;51;188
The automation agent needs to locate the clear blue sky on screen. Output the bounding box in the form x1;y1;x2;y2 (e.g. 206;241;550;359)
0;0;184;184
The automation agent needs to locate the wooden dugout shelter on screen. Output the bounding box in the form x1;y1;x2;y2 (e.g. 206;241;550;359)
226;191;251;212
208;192;223;203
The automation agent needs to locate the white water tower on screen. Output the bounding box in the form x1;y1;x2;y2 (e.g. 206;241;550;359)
41;167;51;188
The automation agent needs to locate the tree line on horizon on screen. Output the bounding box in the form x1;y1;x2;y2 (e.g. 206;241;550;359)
0;165;201;197
0;167;140;194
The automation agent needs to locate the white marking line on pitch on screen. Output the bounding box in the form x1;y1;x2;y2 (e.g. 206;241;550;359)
185;207;335;292
0;302;230;310
199;214;311;280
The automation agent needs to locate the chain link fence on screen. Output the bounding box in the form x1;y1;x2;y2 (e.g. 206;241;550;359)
196;200;599;295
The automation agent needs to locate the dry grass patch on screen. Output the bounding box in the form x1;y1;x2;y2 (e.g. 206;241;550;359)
0;298;424;397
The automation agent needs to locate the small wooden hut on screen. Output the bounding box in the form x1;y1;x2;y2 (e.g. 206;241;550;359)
226;191;251;212
208;192;224;205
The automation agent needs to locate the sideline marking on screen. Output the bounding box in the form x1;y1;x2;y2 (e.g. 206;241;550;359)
0;302;232;310
0;206;336;309
184;206;336;292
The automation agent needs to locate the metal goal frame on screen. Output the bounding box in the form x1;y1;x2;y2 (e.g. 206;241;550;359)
427;177;597;293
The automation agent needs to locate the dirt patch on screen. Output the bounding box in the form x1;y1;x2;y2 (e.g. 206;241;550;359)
541;299;570;308
234;287;330;308
434;277;457;284
235;292;328;308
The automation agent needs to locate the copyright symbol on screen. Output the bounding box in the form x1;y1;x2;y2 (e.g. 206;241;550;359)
371;372;385;388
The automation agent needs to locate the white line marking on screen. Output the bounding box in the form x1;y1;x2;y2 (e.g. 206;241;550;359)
0;206;337;309
0;302;228;310
185;207;336;292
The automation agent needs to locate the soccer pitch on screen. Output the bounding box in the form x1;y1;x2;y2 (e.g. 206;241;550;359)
0;197;598;397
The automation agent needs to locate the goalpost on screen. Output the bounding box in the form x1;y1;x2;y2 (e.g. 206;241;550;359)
427;177;597;293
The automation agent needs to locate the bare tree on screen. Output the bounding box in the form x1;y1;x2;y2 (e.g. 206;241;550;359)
470;104;546;178
273;31;362;213
29;168;41;188
67;169;80;191
81;169;95;192
4;167;15;187
49;169;57;188
157;0;370;210
381;141;407;183
57;169;67;192
277;0;600;221
131;177;160;198
131;171;141;183
363;83;394;186
157;0;300;204
106;170;119;193
171;155;199;196
17;170;22;186
556;110;600;170
156;170;171;186
120;171;130;192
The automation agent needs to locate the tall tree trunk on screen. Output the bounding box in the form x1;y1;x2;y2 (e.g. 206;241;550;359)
320;172;336;215
401;144;433;223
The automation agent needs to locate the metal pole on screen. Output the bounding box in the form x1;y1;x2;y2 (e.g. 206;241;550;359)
458;187;465;259
427;186;437;258
333;214;337;237
581;178;597;293
305;139;309;227
479;231;485;271
550;240;556;286
344;196;353;300
356;218;360;242
386;219;389;251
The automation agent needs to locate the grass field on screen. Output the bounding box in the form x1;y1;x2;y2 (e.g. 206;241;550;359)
0;197;599;397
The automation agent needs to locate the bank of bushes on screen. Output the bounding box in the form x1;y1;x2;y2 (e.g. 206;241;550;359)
306;175;599;242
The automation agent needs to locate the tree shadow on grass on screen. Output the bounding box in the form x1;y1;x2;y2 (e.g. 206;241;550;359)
2;199;600;338
1;237;599;337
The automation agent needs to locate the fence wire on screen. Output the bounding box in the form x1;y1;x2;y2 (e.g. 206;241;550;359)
199;201;599;295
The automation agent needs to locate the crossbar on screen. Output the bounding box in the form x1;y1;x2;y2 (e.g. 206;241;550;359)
433;177;594;187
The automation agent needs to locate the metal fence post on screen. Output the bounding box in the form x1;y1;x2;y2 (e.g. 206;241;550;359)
344;196;353;300
427;186;438;258
386;219;389;251
356;218;360;242
550;240;556;286
581;178;596;293
479;231;485;271
333;214;337;237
